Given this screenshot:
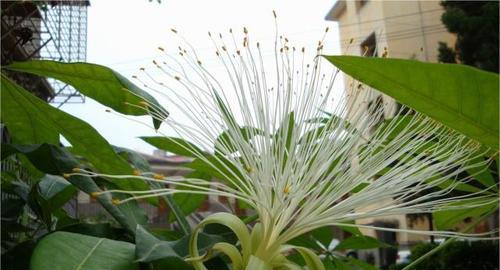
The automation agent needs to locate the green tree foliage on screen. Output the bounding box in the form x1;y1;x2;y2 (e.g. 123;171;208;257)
400;241;499;270
438;1;499;73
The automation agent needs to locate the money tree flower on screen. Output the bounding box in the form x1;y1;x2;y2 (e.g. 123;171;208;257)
72;13;497;270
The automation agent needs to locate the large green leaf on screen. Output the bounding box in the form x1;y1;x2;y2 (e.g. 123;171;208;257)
0;75;149;193
3;143;147;234
214;126;264;153
141;136;204;158
433;197;497;230
115;144;192;235
324;56;499;149
333;235;391;251
30;232;137;270
6;60;168;129
38;175;73;200
37;174;77;211
135;225;190;269
168;171;209;223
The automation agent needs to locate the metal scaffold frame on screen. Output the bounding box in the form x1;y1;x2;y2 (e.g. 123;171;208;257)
1;1;89;106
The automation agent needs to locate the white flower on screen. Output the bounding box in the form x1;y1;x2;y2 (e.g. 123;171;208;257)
73;15;498;269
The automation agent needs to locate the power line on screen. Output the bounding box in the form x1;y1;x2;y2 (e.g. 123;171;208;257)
335;8;443;28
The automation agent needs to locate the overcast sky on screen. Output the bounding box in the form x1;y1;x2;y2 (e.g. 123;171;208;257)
59;0;342;154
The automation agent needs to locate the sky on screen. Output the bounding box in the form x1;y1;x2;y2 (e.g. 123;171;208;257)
59;0;342;154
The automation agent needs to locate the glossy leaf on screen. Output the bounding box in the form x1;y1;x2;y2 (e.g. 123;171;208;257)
1;75;150;193
6;60;168;129
324;56;499;149
30;232;137;270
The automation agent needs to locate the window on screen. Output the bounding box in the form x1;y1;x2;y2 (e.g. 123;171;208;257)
355;0;368;12
360;32;377;57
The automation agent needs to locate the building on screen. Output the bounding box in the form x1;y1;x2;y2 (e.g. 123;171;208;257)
326;0;456;121
325;1;456;267
1;1;89;105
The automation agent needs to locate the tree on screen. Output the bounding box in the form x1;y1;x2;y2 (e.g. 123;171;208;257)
438;1;499;73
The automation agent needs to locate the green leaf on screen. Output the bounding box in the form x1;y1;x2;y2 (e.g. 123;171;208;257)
38;175;73;200
30;232;137;270
5;143;147;234
6;60;168;129
142;136;204;158
465;155;498;190
281;245;325;270
215;126;264;153
186;155;244;186
334;235;391;251
1;75;150;193
346;258;380;270
114;146;152;172
433;197;497;230
168;171;209;222
324;56;499;149
135;225;188;266
113;145;191;234
59;223;124;239
37;174;77;210
336;222;362;236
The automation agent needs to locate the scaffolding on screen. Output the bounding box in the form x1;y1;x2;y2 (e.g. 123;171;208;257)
1;1;89;106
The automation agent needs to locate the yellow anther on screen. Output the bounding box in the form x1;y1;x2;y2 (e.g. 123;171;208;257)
272;10;277;18
63;173;71;179
112;199;121;205
139;101;148;107
133;169;141;176
171;28;177;33
349;38;354;44
174;76;181;81
283;185;291;195
139;67;145;71
158;47;164;51
105;109;111;113
72;167;81;172
90;192;100;198
153;173;165;180
243;27;248;34
245;166;253;173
